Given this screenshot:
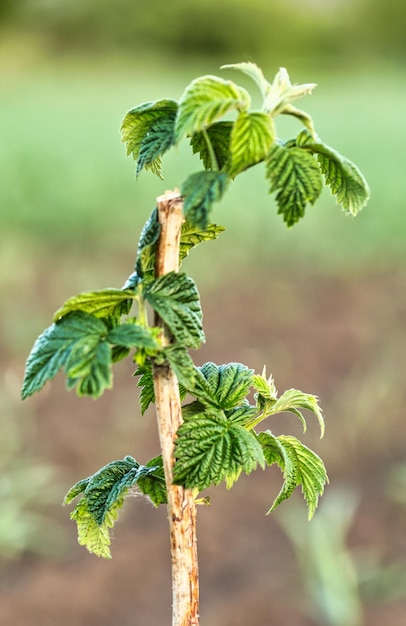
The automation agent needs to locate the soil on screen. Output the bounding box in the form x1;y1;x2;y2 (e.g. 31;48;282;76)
1;268;405;626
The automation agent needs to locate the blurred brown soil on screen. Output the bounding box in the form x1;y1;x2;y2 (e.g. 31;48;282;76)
1;269;405;626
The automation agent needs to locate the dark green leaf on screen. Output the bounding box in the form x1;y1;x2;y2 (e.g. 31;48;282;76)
124;207;160;289
173;405;265;491
22;311;112;399
175;76;250;142
190;121;233;170
181;170;229;229
144;272;204;349
121;100;178;178
65;456;166;557
258;431;328;519
266;142;323;226
134;361;155;415
179;220;225;264
65;337;112;398
228;111;275;177
53;290;134;323
296;130;370;215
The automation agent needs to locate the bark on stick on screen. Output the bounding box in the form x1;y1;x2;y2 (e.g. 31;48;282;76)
152;190;199;626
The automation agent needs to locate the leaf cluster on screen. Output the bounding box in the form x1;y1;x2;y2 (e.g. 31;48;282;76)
121;63;370;227
22;63;368;558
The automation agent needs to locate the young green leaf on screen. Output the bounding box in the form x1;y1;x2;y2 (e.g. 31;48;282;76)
53;289;134;323
175;75;250;142
296;130;370;215
258;431;328;519
228;111;275;177
144;272;204;349
221;62;271;101
179;220;225;264
181;170;229;229
64;456;167;557
270;388;325;437
266;142;323;226
190;361;255;410
190;121;233;171
22;311;112;399
173;405;265;491
121;99;178;178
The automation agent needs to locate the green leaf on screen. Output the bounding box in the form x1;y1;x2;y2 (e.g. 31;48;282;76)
173;405;265;491
137;455;167;506
65;337;112;398
190;121;233;171
135;361;155;415
121;99;178;178
107;322;159;352
271;388;325;437
65;456;166;557
22;311;112;399
222;62;271;100
123;207;160;289
190;361;254;410
181;170;229;229
175;75;250;142
228;111;275;177
144;272;204;349
258;431;328;519
266;142;323;226
53;289;134;323
296;130;370;215
179;220;225;265
163;345;197;391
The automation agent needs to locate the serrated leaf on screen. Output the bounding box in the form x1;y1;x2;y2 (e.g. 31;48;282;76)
53;289;134;323
222;62;271;100
163;345;197;390
271;388;325;437
137;455;167;506
22;311;112;399
251;372;278;402
190;361;254;410
65;456;166;557
134;361;155;415
181;170;229;229
144;272;204;349
258;431;328;519
70;498;114;558
266;142;323;226
296;130;370;215
190;121;233;170
121;99;178;178
173;405;265;491
107;322;159;352
228;111;275;177
65;337;112;398
179;220;225;264
175;75;250;142
123;207;161;289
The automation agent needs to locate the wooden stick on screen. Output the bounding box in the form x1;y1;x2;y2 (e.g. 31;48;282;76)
152;190;199;626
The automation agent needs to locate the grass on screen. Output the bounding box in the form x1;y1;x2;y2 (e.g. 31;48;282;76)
1;56;406;282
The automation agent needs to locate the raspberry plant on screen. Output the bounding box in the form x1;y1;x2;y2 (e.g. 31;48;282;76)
22;63;369;625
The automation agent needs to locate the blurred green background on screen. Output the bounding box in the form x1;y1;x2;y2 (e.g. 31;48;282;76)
1;2;406;625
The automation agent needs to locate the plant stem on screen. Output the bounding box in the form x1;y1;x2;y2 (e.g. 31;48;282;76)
152;190;199;626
